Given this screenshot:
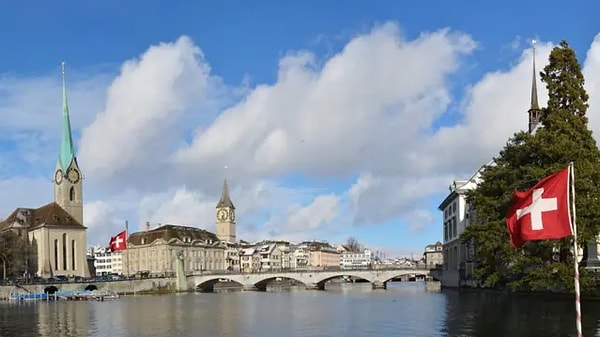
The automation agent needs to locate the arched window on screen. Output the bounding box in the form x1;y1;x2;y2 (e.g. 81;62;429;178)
69;187;75;201
54;239;59;271
62;233;67;270
71;240;76;270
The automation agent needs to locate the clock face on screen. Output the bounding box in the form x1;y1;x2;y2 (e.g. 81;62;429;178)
229;210;235;222
54;170;63;184
66;168;80;184
217;209;228;222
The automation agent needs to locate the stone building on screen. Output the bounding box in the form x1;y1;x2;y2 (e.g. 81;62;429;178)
306;241;340;269
126;224;226;276
423;241;443;269
0;63;88;278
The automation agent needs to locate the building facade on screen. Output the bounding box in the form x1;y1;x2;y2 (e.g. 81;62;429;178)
340;249;373;269
88;245;123;276
0;64;89;278
423;241;443;269
306;242;340;269
126;224;226;276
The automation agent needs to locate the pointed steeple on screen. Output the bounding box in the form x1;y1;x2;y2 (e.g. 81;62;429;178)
530;41;540;111
58;61;76;171
216;179;235;209
528;40;541;134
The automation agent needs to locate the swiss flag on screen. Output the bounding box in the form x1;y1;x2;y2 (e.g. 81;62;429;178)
109;230;127;252
505;167;573;248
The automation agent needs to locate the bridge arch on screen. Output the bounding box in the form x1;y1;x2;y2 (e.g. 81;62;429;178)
44;286;59;294
314;273;372;288
380;271;426;283
85;285;98;291
253;276;305;291
196;277;244;292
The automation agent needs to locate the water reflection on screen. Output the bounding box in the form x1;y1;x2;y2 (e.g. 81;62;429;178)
1;283;600;337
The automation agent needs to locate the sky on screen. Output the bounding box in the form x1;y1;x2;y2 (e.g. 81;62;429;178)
1;1;599;257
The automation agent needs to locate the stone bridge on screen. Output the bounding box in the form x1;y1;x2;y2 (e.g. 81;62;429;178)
0;268;432;299
188;268;430;291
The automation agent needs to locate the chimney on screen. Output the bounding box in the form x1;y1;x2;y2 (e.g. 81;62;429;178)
145;221;150;231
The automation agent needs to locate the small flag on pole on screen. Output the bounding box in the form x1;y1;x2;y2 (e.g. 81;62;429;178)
109;230;127;252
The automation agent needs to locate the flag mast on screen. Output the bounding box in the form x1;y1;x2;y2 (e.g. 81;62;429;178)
125;220;130;277
569;161;583;337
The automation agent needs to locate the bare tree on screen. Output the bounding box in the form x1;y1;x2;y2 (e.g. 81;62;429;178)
345;237;363;252
0;231;36;280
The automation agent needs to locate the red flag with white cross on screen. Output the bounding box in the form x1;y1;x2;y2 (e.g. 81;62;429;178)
505;167;573;248
109;230;127;252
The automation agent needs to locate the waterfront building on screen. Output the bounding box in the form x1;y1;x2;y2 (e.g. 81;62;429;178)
126;223;226;275
306;241;340;269
258;244;282;271
239;248;261;272
423;241;443;269
0;63;89;278
438;42;542;287
340;249;373;269
290;244;309;269
88;245;123;275
220;241;241;272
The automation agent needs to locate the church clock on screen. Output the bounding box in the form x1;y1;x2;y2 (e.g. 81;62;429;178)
217;209;228;221
54;170;63;185
66;168;80;184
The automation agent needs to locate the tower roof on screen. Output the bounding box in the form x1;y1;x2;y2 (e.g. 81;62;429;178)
216;179;235;209
530;41;540;111
58;61;76;171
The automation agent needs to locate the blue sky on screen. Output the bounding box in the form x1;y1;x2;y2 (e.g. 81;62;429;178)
1;1;599;256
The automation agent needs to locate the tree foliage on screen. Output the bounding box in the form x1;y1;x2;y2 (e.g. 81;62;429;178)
462;41;600;291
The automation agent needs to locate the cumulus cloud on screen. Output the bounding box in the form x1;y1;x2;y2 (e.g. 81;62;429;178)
1;24;600;252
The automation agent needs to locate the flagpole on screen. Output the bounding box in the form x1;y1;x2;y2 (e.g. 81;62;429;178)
125;220;130;277
570;161;583;337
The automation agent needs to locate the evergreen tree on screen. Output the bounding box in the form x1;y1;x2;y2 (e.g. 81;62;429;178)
462;41;600;292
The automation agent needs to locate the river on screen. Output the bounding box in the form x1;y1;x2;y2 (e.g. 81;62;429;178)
1;282;599;337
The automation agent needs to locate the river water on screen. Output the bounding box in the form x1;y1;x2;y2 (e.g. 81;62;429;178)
1;282;599;337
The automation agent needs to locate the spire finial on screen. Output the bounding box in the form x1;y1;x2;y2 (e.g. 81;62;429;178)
530;39;539;111
216;178;235;209
58;60;76;170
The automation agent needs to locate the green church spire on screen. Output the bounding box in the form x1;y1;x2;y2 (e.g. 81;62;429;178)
58;61;76;171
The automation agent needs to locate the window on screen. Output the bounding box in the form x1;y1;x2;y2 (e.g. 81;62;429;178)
54;239;59;271
62;233;67;270
69;187;75;201
71;240;76;270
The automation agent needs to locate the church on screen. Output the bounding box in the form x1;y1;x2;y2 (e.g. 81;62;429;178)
0;63;89;278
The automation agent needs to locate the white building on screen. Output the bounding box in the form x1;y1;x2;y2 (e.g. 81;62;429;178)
290;244;309;269
340;249;373;269
88;245;123;276
438;42;542;288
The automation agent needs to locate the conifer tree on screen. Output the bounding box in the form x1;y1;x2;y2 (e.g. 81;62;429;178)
462;41;600;291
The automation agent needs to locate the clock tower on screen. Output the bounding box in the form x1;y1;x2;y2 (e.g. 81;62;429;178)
53;62;84;225
215;179;236;243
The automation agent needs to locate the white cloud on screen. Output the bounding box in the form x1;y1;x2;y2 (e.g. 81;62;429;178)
1;25;600;251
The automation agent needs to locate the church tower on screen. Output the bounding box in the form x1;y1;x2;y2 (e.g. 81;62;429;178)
215;179;236;243
528;40;541;134
53;62;84;225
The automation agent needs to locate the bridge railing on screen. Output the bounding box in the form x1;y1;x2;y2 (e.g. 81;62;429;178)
187;265;423;276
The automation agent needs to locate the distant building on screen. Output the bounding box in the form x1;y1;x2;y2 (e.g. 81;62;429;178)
340;249;373;269
423;241;443;269
126;224;225;275
305;241;340;269
88;245;123;275
240;248;261;272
